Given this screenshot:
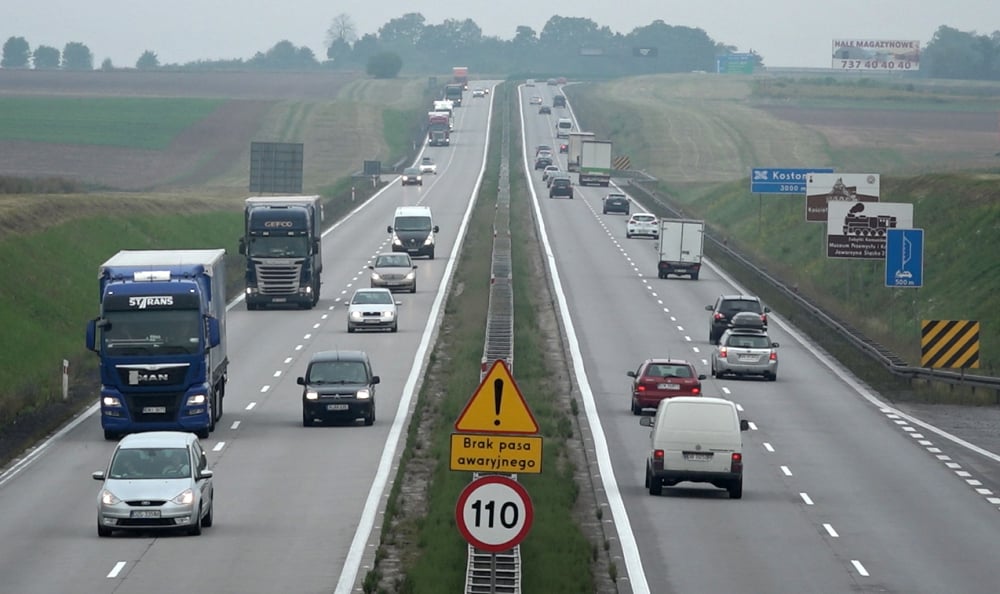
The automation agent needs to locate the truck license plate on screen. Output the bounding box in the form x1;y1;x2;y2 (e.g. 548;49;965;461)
142;406;167;414
327;404;349;411
130;510;161;519
272;297;287;303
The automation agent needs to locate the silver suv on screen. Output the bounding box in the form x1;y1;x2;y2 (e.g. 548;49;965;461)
711;329;779;381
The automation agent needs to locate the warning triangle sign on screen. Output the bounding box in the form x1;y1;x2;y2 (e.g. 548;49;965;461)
454;360;539;434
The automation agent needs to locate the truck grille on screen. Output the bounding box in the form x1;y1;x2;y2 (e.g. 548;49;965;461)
116;364;189;386
125;393;183;422
254;261;302;295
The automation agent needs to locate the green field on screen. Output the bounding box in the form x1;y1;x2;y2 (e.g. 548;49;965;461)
0;97;223;148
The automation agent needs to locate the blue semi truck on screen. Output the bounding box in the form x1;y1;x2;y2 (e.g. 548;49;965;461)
239;196;324;310
86;249;228;440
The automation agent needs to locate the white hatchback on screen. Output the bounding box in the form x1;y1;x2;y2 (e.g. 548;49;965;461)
626;213;659;239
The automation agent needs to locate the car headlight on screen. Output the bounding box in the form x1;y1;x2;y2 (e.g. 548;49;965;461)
186;394;207;406
370;272;382;281
101;489;121;505
384;310;395;319
171;488;195;505
405;271;416;280
305;390;319;400
356;388;371;400
350;311;363;319
392;236;402;246
423;236;434;246
102;396;122;407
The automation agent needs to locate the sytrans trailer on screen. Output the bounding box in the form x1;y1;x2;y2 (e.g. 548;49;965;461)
86;249;228;440
239;196;324;310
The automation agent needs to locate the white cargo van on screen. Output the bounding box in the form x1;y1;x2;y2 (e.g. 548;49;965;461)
639;396;749;498
555;117;573;139
387;206;439;259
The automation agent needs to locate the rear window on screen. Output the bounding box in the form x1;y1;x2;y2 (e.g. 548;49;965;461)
661;403;736;432
553;179;570;187
725;334;771;348
721;299;763;315
643;364;693;378
633;214;655;222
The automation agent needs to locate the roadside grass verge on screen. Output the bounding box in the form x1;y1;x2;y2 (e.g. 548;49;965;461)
371;82;596;593
0;97;223;148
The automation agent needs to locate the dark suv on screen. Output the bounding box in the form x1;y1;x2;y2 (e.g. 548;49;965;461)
549;177;574;199
602;194;630;215
705;295;770;344
297;350;380;426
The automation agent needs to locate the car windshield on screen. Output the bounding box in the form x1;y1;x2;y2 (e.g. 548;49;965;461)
394;216;431;232
404;168;420;175
109;447;190;480
352;291;393;305
646;364;692;378
726;334;771;348
375;255;411;268
102;310;201;356
422;158;433;164
247;235;309;258
308;360;368;384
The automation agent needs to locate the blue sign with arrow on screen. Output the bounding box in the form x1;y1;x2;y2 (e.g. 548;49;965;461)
751;167;834;194
885;228;923;288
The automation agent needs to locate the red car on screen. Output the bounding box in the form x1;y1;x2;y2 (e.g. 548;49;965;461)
627;359;706;415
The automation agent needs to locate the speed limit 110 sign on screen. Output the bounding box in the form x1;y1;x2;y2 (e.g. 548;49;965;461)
455;475;534;552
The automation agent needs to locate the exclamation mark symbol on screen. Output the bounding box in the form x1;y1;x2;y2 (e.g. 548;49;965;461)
493;378;503;426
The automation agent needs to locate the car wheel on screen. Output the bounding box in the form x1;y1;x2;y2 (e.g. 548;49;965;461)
602;209;608;214
201;502;214;527
364;404;375;426
103;430;118;441
391;321;398;333
648;474;663;496
631;398;641;415
710;363;717;377
658;271;665;279
97;522;113;537
196;426;210;440
728;477;743;499
410;283;416;294
188;508;203;535
644;467;651;489
767;373;777;382
626;232;632;238
428;250;435;260
347;325;355;333
302;409;312;427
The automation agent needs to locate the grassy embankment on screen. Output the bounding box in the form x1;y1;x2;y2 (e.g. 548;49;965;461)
0;78;424;449
367;82;600;593
567;74;1000;401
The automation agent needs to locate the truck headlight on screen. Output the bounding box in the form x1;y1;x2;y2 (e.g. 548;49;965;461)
356;388;371;400
186;394;207;406
102;396;122;407
424;236;434;246
392;235;402;246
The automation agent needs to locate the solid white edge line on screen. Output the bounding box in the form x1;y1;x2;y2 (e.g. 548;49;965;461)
520;85;650;593
704;259;1000;465
333;81;495;594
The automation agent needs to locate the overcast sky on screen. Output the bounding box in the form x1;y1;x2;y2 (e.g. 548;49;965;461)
5;1;999;68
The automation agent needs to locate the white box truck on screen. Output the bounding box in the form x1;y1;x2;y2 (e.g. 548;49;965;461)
567;131;595;172
657;219;704;280
579;140;612;187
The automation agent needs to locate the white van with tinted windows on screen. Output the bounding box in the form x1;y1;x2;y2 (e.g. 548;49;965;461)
639;396;749;499
387;206;439;259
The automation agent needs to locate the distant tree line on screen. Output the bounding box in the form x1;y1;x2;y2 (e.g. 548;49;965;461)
2;16;999;81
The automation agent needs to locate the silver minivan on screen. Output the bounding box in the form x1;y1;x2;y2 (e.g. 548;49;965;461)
93;431;214;536
640;396;749;499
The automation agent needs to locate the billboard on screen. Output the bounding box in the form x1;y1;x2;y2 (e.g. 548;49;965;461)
826;201;913;260
832;39;920;71
806;173;880;222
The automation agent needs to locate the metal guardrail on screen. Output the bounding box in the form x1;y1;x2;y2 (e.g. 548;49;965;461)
466;85;521;594
624;178;1000;396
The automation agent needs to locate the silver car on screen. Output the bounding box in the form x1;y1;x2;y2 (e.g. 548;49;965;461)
347;288;400;333
711;329;779;381
368;252;418;293
93;431;214;537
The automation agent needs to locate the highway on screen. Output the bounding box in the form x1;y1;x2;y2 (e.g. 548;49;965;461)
0;85;496;594
519;82;1000;594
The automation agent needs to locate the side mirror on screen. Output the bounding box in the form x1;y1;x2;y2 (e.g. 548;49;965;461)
370;376;381;385
86;318;98;352
367;265;374;270
312;238;321;254
433;225;440;233
764;306;771;313
740;419;751;432
387;225;393;234
639;416;654;427
92;471;106;481
238;238;246;255
198;470;214;480
206;317;221;348
771;342;779;348
705;305;714;311
296;377;306;386
395;301;402;306
626;371;637;378
412;265;418;270
697;374;707;380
